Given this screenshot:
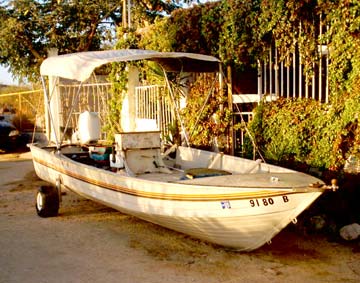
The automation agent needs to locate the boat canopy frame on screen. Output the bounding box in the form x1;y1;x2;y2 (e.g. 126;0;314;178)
40;49;222;149
40;49;220;82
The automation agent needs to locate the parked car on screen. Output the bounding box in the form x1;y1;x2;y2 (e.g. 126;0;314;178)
0;116;20;151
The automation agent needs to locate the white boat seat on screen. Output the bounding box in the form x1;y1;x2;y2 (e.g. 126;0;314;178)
114;131;171;175
123;148;171;175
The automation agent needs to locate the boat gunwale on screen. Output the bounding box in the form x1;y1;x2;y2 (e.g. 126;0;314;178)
30;145;327;202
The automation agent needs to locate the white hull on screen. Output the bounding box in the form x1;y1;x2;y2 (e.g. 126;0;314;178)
30;144;325;251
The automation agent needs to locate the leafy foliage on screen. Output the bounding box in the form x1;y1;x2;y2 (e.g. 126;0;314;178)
219;0;261;69
103;62;127;140
112;0;360;160
247;0;360;173
181;73;231;151
3;0;355;171
140;1;222;56
257;0;320;70
249;95;360;172
0;0;189;82
324;0;360;101
0;0;122;81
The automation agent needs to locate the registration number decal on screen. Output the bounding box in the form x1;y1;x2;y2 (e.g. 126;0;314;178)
249;195;289;207
221;200;231;209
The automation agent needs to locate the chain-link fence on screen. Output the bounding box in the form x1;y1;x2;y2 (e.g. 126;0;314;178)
0;89;44;131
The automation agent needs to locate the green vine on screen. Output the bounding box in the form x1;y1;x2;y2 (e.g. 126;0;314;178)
103;27;141;140
181;73;232;152
108;0;360;173
103;61;127;141
249;95;360;173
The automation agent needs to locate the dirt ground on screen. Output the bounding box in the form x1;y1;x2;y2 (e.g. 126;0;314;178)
0;152;359;283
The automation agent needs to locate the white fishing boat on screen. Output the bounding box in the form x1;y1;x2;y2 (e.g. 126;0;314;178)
30;49;336;251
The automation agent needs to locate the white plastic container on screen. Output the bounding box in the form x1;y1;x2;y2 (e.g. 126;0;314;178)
109;153;124;169
78;111;101;144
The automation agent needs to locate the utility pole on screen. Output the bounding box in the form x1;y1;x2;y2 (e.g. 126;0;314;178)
122;0;131;29
122;0;127;28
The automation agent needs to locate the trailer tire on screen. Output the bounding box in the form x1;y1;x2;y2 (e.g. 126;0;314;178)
35;185;59;217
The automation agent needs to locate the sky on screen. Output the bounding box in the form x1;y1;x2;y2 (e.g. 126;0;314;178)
0;66;16;85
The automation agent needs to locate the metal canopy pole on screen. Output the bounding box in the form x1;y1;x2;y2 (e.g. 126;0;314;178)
189;74;218;140
41;77;60;150
59;82;84;146
162;68;190;147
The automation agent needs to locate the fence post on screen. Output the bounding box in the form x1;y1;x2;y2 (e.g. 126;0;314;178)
226;65;234;156
18;93;22;130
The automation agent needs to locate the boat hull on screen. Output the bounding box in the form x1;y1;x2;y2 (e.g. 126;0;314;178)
30;144;324;251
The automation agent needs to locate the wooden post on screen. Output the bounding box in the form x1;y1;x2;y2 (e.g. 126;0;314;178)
18;93;22;130
275;48;279;97
299;22;302;99
319;14;323;102
226;65;234;156
280;60;283;97
269;47;272;99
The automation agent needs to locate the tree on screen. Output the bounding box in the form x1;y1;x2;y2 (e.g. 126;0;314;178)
0;0;122;81
139;1;223;55
0;0;192;82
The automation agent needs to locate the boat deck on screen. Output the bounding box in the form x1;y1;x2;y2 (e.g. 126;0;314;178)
137;170;322;189
174;172;322;189
53;144;323;190
137;171;184;183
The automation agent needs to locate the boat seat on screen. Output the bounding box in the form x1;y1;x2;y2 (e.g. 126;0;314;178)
114;131;171;175
123;148;171;174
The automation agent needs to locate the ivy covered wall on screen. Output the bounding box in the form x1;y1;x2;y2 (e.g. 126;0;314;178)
113;0;360;174
249;0;360;174
250;94;360;173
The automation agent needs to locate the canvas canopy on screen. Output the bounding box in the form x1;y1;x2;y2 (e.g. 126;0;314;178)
40;49;220;82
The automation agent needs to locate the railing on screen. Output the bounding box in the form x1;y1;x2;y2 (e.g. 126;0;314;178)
56;81;175;140
233;110;254;156
135;85;175;137
260;42;329;103
57;77;112;133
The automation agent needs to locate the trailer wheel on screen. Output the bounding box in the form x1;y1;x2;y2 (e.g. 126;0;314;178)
35;185;59;217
